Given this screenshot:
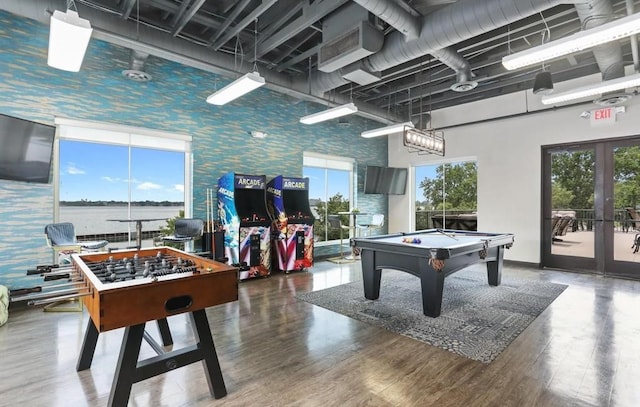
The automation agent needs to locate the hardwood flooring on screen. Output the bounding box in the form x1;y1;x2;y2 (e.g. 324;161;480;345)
1;260;640;407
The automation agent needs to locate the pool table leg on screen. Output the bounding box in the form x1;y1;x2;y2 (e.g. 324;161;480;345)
420;261;445;318
361;250;382;300
486;246;504;286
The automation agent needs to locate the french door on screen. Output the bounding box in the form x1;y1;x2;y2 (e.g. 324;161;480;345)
542;136;640;278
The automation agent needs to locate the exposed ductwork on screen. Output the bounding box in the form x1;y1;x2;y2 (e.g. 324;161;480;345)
0;0;401;124
310;0;567;96
122;50;152;82
574;0;628;106
348;0;477;94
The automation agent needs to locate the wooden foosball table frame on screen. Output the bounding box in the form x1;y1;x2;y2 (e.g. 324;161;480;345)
71;246;238;407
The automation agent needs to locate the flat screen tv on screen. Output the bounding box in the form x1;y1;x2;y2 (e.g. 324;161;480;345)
364;166;408;195
0;114;55;184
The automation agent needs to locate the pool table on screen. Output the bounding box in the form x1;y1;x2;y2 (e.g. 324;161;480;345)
351;229;515;317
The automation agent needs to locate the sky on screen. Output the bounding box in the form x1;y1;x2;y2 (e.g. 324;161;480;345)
59;140;185;202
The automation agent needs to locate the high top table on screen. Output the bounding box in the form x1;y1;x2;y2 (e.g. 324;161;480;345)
337;211;368;259
107;218;167;250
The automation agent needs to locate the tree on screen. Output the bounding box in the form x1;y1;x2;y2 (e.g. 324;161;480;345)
313;193;350;241
418;162;477;210
613;146;640;209
551;151;594;209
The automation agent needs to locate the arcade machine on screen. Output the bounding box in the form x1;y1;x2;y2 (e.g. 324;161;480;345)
266;176;314;273
217;172;271;280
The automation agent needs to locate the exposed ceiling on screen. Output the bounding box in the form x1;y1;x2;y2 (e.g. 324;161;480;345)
4;0;640;125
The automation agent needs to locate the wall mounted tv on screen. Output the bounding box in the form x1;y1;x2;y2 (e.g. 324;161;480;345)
364;165;408;195
0;114;55;184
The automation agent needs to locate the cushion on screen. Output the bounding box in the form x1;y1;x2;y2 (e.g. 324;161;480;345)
0;285;9;327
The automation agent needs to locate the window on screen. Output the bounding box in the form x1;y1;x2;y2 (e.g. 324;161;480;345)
415;161;477;230
55;119;191;248
303;152;354;243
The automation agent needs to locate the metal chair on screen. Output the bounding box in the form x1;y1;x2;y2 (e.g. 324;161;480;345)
357;213;384;237
161;218;204;252
45;222;108;263
327;215;354;263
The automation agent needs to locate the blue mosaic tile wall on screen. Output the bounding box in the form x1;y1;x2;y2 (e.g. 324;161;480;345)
0;11;387;289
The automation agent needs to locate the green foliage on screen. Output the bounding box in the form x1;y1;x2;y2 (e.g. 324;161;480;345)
551;183;574;209
314;193;350;241
551;151;594;209
157;210;185;248
418;162;477;210
613;146;640;209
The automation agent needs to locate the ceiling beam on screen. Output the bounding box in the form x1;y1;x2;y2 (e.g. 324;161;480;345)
211;0;278;51
208;0;251;45
255;0;348;59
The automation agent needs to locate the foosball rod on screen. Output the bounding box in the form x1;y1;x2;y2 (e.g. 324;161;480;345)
27;291;92;307
21;287;90;304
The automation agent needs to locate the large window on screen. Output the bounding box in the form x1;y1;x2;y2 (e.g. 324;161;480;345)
55;119;191;248
303;153;354;243
415;161;477;230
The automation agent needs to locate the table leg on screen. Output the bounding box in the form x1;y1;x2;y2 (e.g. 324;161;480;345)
108;323;146;407
486;246;504;286
190;309;227;398
156;318;173;346
419;260;445;318
77;317;99;371
361;250;381;300
135;221;142;250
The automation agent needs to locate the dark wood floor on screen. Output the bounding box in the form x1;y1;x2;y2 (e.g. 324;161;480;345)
1;260;640;407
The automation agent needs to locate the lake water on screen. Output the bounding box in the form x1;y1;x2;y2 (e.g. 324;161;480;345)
60;206;184;235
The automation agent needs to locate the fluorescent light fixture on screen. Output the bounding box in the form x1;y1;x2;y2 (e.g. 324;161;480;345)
361;122;414;138
403;127;445;156
299;103;358;124
47;10;93;72
206;71;265;105
503;12;640;70
541;72;640;105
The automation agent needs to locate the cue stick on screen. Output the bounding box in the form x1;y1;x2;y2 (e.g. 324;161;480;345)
27;291;92;307
435;229;459;240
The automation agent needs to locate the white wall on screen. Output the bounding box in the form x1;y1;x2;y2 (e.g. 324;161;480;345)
388;83;640;264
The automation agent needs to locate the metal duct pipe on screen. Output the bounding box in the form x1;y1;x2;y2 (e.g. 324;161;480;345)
0;0;401;123
574;0;624;81
312;0;566;94
352;0;420;39
351;0;475;92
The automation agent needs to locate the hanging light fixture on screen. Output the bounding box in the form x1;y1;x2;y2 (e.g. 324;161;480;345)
532;24;554;96
541;72;640;105
503;12;640;70
299;103;358;124
403;127;445;155
206;19;265;105
361;122;414;138
47;1;93;72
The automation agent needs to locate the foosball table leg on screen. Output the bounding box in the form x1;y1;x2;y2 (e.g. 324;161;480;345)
77;318;100;371
156;318;173;346
108;323;146;407
190;309;227;399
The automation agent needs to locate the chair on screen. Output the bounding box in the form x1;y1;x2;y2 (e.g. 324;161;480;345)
327;215;354;263
161;218;204;252
357;213;385;237
625;208;640;253
45;222;108;263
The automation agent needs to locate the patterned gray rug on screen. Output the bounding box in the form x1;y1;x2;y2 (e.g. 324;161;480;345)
296;267;567;363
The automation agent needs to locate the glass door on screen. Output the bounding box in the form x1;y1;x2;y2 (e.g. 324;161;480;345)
542;137;640;278
609;139;640;278
542;146;597;272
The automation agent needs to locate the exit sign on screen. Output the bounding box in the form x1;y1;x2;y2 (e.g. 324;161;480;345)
590;107;616;126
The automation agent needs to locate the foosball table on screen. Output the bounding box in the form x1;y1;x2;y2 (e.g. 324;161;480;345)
71;246;238;407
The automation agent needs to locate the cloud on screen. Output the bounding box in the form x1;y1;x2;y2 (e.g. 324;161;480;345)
66;163;85;175
138;182;162;190
173;184;184;193
101;176;123;183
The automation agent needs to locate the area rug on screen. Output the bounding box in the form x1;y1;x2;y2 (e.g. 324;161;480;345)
296;267;567;363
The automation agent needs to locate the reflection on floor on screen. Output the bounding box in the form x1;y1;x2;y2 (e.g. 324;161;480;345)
2;260;640;406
